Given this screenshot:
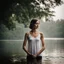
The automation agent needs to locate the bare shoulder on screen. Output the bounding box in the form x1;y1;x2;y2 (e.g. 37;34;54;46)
25;32;29;37
40;32;44;38
40;32;43;35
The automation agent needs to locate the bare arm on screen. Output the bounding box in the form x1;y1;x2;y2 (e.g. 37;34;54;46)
23;33;31;55
35;33;45;56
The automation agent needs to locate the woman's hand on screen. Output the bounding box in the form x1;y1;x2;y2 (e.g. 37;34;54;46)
28;53;33;56
32;54;38;58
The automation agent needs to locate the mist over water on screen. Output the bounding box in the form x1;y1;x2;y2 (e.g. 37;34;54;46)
0;22;64;64
42;40;64;57
0;40;64;57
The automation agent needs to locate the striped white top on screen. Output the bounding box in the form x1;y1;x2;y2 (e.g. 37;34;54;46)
27;33;42;56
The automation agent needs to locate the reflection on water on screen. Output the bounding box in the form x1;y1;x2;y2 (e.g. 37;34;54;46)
0;40;64;64
42;40;64;57
0;56;64;64
42;56;64;64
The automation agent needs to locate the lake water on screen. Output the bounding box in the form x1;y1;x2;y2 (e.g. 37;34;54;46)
0;39;64;64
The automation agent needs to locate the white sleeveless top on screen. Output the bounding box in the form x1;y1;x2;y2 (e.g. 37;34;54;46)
27;33;42;56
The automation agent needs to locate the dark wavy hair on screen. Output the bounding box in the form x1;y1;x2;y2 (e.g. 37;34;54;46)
29;19;38;29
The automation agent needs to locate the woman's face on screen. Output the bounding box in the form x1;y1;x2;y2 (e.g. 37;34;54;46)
33;20;40;29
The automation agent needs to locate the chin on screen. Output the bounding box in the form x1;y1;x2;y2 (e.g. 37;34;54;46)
35;27;38;29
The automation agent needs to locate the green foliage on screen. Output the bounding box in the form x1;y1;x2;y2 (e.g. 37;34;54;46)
0;0;63;29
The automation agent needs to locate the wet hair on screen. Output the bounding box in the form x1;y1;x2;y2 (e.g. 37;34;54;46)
29;19;38;29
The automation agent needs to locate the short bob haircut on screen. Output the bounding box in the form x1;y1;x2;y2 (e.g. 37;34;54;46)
29;19;38;29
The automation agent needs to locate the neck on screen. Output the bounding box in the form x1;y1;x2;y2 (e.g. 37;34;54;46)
31;29;38;32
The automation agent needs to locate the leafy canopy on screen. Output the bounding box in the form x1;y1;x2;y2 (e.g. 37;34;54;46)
0;0;63;29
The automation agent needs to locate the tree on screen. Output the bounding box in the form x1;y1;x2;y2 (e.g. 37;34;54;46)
0;0;63;29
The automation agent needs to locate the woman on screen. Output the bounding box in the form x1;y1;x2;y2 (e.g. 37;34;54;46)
23;19;45;64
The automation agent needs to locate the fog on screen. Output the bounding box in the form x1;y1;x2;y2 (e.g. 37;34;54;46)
0;21;64;57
